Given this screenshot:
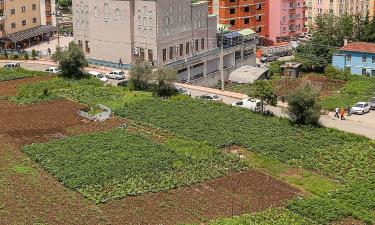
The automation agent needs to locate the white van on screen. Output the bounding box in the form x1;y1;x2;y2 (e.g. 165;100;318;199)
232;98;262;112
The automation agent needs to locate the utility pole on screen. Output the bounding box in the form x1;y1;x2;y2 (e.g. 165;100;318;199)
54;5;60;48
219;27;225;91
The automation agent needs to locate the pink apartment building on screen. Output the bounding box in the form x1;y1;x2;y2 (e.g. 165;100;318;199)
265;0;307;45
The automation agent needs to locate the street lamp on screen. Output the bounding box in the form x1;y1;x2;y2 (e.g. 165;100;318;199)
219;26;225;91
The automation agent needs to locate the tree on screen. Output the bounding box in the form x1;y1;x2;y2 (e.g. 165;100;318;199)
287;85;321;126
52;42;87;78
151;67;177;97
252;80;277;115
129;59;153;91
58;0;72;8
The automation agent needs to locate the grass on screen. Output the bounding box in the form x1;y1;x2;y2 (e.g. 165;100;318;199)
22;129;247;203
0;68;48;82
11;165;37;177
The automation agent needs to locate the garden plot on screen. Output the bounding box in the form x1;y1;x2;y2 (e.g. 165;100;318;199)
0;76;52;96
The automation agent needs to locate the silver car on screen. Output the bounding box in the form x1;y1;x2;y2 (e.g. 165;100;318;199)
369;97;375;110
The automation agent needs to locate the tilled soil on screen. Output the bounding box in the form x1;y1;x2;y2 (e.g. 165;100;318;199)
0;76;52;96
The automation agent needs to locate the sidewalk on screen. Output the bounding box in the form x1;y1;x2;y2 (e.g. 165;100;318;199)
175;82;248;99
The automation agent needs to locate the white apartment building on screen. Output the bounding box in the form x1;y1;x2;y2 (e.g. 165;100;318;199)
73;0;256;82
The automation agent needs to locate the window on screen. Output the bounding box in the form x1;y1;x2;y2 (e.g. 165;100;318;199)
186;42;190;54
230;8;235;14
372;56;375;64
180;44;183;56
244;18;249;24
195;39;199;51
115;8;121;20
347;54;352;62
362;69;367;75
78;40;83;48
230;20;235;26
148;49;153;62
94;7;99;17
104;3;109;19
169;46;173;60
362;55;367;62
32;4;37;10
10;8;15;15
11;22;16;29
162;49;167;61
244;6;250;13
21;6;26;13
201;38;205;50
32;17;37;23
22;20;26;26
85;41;90;53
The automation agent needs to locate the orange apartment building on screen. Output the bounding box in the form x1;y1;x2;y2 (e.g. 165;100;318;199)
208;0;267;36
0;0;56;49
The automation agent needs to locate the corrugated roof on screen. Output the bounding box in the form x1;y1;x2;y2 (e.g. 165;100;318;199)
1;25;56;43
340;42;375;54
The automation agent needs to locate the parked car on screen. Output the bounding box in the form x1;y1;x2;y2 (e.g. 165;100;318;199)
369;97;375;110
3;62;20;69
260;54;278;63
117;80;129;87
105;70;125;80
88;71;108;82
350;102;371;115
176;87;191;96
196;94;223;102
44;67;61;74
232;98;262;112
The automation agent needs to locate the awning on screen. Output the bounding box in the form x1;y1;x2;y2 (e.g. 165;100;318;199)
223;32;241;39
1;25;56;43
239;29;256;36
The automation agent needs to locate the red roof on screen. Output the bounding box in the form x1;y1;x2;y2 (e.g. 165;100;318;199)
340;42;375;54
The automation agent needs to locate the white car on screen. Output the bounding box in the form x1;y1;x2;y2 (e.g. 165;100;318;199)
4;62;21;69
44;67;61;74
350;102;371;115
88;71;108;82
196;94;223;102
176;87;191;96
232;98;262;112
105;70;125;80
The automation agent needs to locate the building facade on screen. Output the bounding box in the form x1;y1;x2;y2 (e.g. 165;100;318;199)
306;0;373;27
73;0;256;82
207;0;266;36
265;0;307;44
332;42;375;76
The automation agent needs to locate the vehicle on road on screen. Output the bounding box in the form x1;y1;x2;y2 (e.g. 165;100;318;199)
369;97;375;110
44;67;61;74
176;87;191;96
196;94;223;102
260;54;278;63
88;71;108;82
105;70;125;80
232;98;262;112
350;102;371;115
3;62;20;69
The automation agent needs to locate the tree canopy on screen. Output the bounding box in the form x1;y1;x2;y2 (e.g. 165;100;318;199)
52;42;87;78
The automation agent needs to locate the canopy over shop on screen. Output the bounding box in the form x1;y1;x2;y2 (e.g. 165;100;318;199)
0;25;56;50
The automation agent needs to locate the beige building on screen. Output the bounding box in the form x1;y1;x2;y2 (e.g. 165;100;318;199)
73;0;256;82
0;0;56;48
306;0;373;27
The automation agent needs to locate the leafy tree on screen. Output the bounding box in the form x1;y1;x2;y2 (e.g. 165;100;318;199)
129;59;152;91
58;0;72;8
287;85;321;126
252;80;277;115
52;42;87;78
151;67;177;97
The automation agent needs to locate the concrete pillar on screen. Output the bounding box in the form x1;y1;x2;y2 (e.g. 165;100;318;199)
187;65;191;82
203;60;207;83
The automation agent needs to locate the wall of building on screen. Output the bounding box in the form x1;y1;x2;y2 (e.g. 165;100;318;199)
333;51;375;76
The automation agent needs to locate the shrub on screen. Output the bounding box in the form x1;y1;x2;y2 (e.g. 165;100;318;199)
287;85;321;126
52;42;87;78
31;49;37;60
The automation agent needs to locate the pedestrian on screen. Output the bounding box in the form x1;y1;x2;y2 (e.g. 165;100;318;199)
340;108;345;120
47;48;51;55
334;107;339;118
347;105;351;116
119;57;123;68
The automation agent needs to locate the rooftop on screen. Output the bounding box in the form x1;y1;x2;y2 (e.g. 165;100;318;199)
340;42;375;54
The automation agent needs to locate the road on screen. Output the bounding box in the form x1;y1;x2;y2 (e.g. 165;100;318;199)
2;60;375;140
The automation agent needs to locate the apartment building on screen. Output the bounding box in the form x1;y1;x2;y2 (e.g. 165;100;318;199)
207;0;267;36
0;0;56;48
265;0;307;44
306;0;373;27
74;0;256;82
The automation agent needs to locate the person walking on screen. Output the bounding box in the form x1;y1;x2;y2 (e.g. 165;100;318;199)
347;105;351;116
119;57;123;68
335;107;340;118
47;48;51;56
340;108;346;120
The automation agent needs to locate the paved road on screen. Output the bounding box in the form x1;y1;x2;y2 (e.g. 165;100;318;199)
3;60;375;139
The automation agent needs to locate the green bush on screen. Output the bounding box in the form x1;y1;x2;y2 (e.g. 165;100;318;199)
22;129;247;203
0;68;47;82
